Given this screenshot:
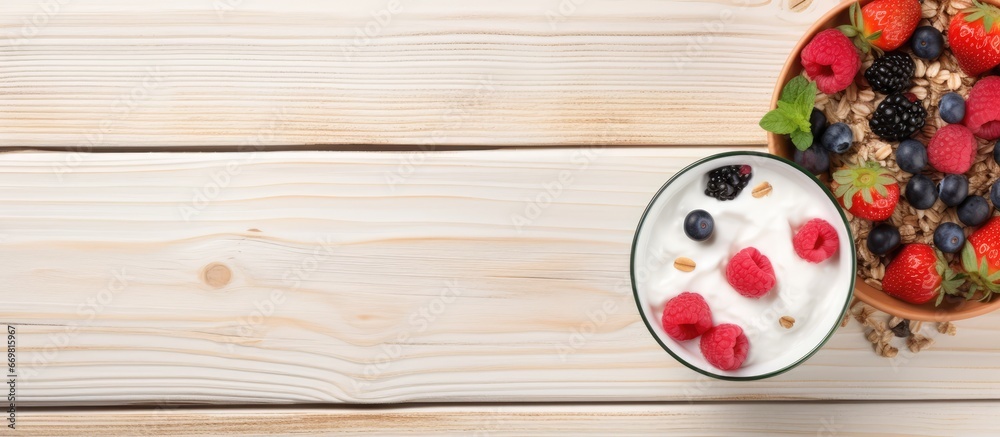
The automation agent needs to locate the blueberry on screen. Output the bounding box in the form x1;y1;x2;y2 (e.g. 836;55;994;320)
895;139;928;174
684;209;714;241
810;108;827;139
934;222;966;253
938;174;969;207
938;92;966;124
958;195;991;227
820;122;853;154
991;180;1000;211
910;26;944;60
867;223;901;256
905;174;938;210
793;144;830;174
994;140;1000;166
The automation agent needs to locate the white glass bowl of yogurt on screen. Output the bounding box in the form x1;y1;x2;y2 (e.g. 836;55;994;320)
631;151;855;380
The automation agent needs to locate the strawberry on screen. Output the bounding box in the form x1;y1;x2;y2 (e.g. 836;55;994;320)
948;0;1000;77
961;216;1000;301
838;0;921;54
831;161;899;221
882;244;964;305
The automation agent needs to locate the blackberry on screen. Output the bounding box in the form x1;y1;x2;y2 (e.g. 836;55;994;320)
705;165;752;201
864;52;915;94
869;93;927;141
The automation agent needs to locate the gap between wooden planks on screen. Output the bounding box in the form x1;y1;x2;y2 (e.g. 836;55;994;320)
0;0;840;149
14;401;1000;436
4;147;1000;406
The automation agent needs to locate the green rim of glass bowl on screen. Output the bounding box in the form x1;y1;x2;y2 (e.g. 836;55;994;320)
629;150;857;381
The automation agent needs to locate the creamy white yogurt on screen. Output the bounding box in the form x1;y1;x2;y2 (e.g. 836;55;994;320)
633;153;854;378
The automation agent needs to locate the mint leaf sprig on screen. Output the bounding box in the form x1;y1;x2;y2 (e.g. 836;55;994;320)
759;75;819;151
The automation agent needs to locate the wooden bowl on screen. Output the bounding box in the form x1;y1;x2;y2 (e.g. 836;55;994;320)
766;0;1000;321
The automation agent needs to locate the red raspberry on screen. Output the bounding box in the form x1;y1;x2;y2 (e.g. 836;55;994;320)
800;29;861;94
725;247;776;298
965;76;1000;140
700;323;749;371
660;292;713;341
927;124;976;174
793;218;839;263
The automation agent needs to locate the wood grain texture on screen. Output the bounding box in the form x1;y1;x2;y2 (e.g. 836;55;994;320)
16;402;1000;436
0;0;839;149
5;148;1000;406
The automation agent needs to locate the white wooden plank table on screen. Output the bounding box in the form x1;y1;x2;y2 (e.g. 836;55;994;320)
3;0;999;434
2;0;827;148
15;403;1000;436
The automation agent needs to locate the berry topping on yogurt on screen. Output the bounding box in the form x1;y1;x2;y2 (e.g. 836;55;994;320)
726;247;777;298
660;292;714;341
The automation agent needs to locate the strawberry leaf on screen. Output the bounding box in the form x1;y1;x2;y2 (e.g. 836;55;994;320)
832;170;856;185
939;256;968;299
962;242;978;273
851;2;862;30
831;161;894;211
981;282;997;301
874;183;888;197
942;275;967;296
852;38;868;53
936;292;945;306
860;186;873;204
837;25;858;38
875;175;895;186
833;183;850;196
839;1;882;55
977;280;998;301
841;186;857;209
964;0;1000;32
